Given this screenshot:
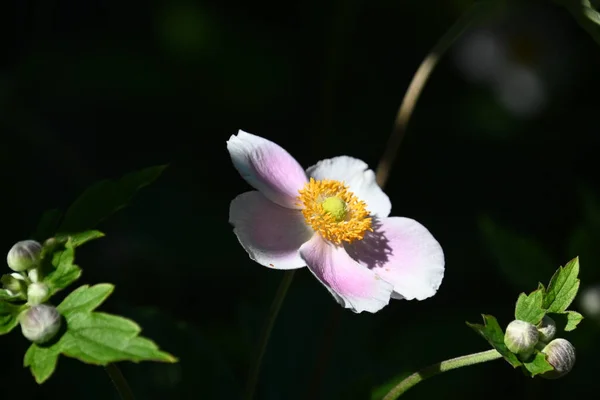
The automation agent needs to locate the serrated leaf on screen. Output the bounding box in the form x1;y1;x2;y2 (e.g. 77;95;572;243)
60;311;176;364
24;344;61;384
543;257;580;313
23;284;177;383
478;215;555;289
466;314;522;367
555;0;600;46
515;289;546;325
31;208;62;242
0;301;25;335
522;351;554;377
564;311;584;331
57;284;114;317
44;242;81;294
57;165;167;234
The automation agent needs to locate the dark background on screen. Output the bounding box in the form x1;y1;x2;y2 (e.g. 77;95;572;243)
2;0;600;399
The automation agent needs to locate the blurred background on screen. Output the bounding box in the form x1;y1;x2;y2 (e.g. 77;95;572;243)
2;0;600;398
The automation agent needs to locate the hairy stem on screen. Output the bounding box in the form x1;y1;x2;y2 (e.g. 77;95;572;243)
244;270;296;400
105;363;136;400
382;349;503;399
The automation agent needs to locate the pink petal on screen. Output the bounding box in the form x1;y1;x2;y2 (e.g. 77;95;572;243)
230;191;313;270
306;156;391;217
299;235;394;313
227;130;308;209
345;217;445;300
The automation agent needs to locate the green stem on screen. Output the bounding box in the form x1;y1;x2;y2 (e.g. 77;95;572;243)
382;349;502;400
375;0;503;187
244;270;296;400
105;363;136;400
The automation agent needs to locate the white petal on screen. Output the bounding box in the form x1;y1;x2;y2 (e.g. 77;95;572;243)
306;156;391;217
229;191;313;270
345;217;445;300
227;130;308;209
300;234;394;313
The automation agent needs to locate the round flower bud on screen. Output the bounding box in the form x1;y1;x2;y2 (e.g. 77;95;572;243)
7;240;42;272
19;304;62;344
27;282;50;305
536;315;557;343
541;338;576;379
504;320;539;357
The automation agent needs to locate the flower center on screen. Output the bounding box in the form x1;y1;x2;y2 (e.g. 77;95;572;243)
297;178;372;245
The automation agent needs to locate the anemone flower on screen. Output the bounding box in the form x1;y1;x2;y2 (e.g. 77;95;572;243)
227;131;445;313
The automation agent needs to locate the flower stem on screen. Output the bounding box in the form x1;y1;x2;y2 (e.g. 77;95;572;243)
105;363;136;400
382;349;503;400
375;0;503;188
244;270;296;400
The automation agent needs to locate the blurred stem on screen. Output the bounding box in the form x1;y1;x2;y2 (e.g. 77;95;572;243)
105;363;136;400
382;349;502;400
244;270;296;400
375;0;503;187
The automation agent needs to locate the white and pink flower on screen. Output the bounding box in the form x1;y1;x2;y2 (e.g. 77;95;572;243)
227;130;445;313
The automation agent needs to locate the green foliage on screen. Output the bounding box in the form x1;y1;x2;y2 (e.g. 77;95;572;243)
515;289;545;325
543;257;580;313
555;0;600;46
522;352;554;377
24;284;177;384
564;311;584;331
466;314;522;367
0;301;25;335
44;241;81;295
469;258;584;378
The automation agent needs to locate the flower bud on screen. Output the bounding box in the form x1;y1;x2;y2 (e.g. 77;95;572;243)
536;315;557;343
504;320;539;357
27;283;49;305
541;338;576;379
7;240;42;272
19;304;62;344
28;268;41;283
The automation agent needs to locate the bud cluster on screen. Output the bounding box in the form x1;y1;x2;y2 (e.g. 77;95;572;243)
3;239;61;344
503;315;575;379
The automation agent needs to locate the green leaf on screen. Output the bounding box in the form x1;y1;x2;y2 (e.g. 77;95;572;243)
564;311;584;331
60;312;177;365
0;289;15;300
522;351;554;377
478;215;555;289
31;208;62;242
57;284;114;316
554;0;600;47
514;289;546;325
466;314;522;368
23;284;177;383
57;165;167;234
543;257;581;313
0;301;25;335
55;230;105;248
24;344;61;384
44;241;81;294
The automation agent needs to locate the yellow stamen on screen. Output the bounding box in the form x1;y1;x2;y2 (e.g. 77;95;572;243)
297;178;372;245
